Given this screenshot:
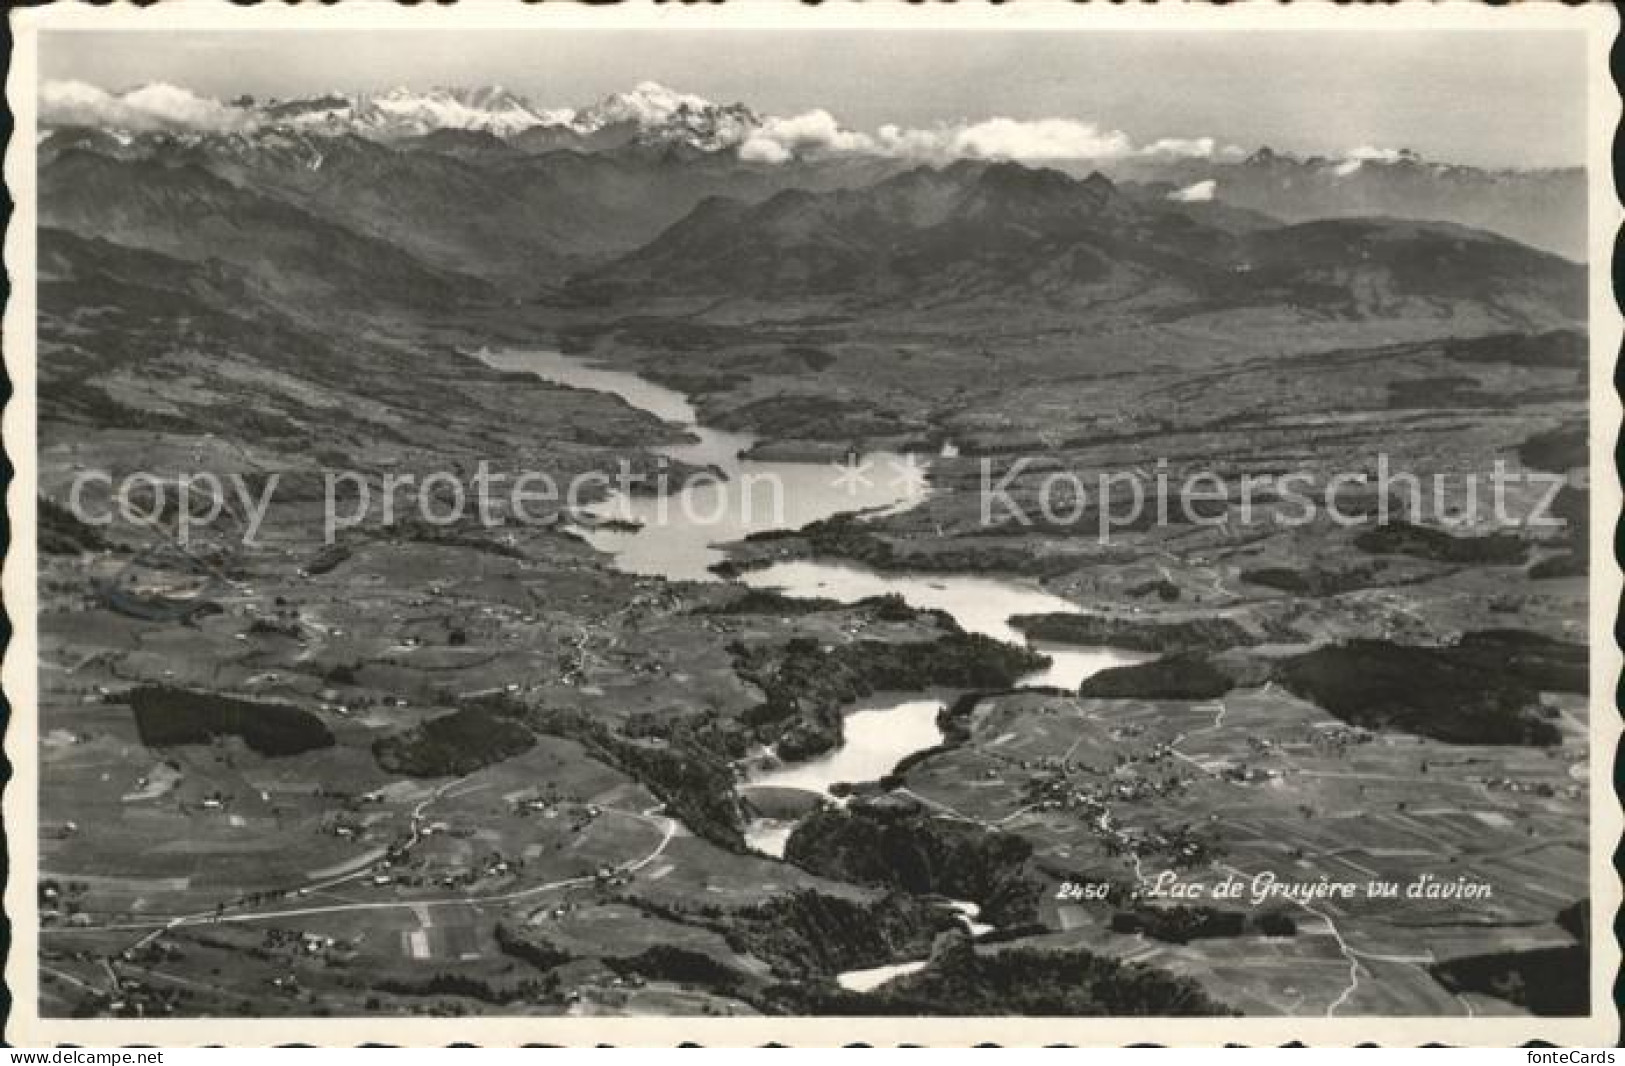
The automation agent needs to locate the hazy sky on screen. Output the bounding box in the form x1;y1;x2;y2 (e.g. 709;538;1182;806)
40;30;1589;167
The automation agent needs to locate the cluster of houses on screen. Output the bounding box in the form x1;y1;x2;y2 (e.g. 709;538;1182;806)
260;926;356;962
38;880;93;927
1481;775;1580;800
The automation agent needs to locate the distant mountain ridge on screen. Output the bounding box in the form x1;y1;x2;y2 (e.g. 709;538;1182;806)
40;78;1586;259
577;161;1584;330
43;79;759;153
1094;148;1587;261
39;123;1584;331
36;122;902;291
38;77;1589;312
38;147;488;308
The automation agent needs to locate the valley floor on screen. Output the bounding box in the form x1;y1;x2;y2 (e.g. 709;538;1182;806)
34;301;1592;1019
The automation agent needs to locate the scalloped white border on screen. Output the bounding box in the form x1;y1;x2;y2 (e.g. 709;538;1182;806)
4;0;1620;1047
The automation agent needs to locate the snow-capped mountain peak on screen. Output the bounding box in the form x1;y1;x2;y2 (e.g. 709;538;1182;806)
38;77;762;149
564;81;759;151
351;85;563;138
575;81;717;131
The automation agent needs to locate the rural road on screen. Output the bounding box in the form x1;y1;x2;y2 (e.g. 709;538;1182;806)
44;806;678;937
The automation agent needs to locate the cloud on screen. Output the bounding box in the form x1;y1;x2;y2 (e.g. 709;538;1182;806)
42;80;255;133
1168;179;1217;203
944;117;1134;162
873;123;950;159
740;108;876;163
744;112;1144;165
1141;136;1218;159
741;110;1235;167
738;136;792;165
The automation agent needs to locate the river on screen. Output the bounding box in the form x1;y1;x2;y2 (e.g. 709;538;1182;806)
480;348;1143;861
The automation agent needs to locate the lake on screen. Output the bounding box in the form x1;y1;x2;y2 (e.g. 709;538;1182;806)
481;347;1144;858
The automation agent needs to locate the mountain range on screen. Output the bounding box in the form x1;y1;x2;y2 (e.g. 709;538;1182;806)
37;80;1586;334
38;120;899;292
574;160;1583;328
43;80;760;151
40;79;1586;260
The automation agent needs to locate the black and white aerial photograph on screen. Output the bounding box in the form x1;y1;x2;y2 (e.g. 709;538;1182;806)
8;1;1619;1047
